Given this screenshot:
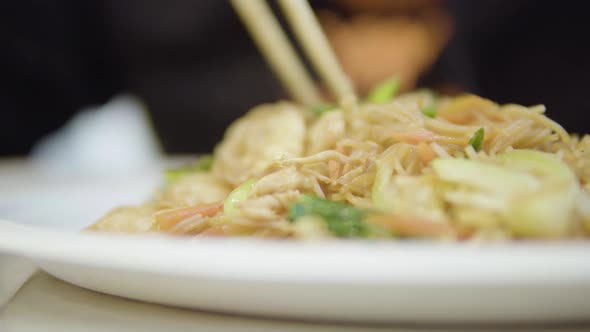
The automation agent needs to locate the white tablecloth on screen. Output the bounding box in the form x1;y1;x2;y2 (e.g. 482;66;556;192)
0;259;394;332
0;255;588;332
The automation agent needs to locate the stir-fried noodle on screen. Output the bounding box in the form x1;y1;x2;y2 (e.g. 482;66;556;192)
91;92;590;240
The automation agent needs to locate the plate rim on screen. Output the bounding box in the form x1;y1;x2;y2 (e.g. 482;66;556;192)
1;219;590;286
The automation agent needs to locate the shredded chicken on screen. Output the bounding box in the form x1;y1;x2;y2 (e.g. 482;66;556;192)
213;102;306;186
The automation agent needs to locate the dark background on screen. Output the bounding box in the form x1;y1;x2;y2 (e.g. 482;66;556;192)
2;0;590;155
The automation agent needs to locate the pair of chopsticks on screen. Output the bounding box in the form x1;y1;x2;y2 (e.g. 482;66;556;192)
230;0;356;106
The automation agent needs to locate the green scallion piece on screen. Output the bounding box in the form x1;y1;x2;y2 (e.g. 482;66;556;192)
164;155;214;184
367;77;400;104
422;105;437;118
468;128;485;151
311;104;336;116
288;195;369;237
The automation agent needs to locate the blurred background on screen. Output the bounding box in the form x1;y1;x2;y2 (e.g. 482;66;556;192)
3;0;590;157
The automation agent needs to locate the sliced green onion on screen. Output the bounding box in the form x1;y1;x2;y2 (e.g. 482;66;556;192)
288;195;371;237
224;178;257;216
164;155;214;184
194;155;214;171
422;105;437;118
164;169;187;184
468;128;485;151
311;104;336;116
367;77;400;104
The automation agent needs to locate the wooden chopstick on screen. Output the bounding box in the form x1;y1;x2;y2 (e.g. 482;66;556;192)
230;0;321;106
232;0;357;105
277;0;356;102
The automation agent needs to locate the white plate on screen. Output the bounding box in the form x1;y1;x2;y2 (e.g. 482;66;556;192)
1;219;590;324
0;159;163;229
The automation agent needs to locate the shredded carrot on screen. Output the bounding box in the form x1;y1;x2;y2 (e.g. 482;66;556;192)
366;214;454;237
154;202;223;231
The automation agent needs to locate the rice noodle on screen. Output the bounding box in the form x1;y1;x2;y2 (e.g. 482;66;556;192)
92;92;590;240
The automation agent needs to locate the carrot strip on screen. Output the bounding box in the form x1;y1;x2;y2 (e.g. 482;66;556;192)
154;202;223;231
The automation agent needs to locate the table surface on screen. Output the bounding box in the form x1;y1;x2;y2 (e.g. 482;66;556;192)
1;262;589;332
0;267;427;332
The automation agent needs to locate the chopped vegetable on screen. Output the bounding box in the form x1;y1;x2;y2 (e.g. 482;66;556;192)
289;195;449;238
164;168;189;184
194;155;214;171
422;105;437;118
372;151;396;208
223;178;257;216
373;174;450;225
497;149;576;183
164;155;214;184
292;215;332;239
367;77;400;104
288;195;374;237
155;202;223;231
311;104;337;116
498;150;579;237
433;150;580;238
506;186;578;238
468;128;485;151
432;157;539;196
